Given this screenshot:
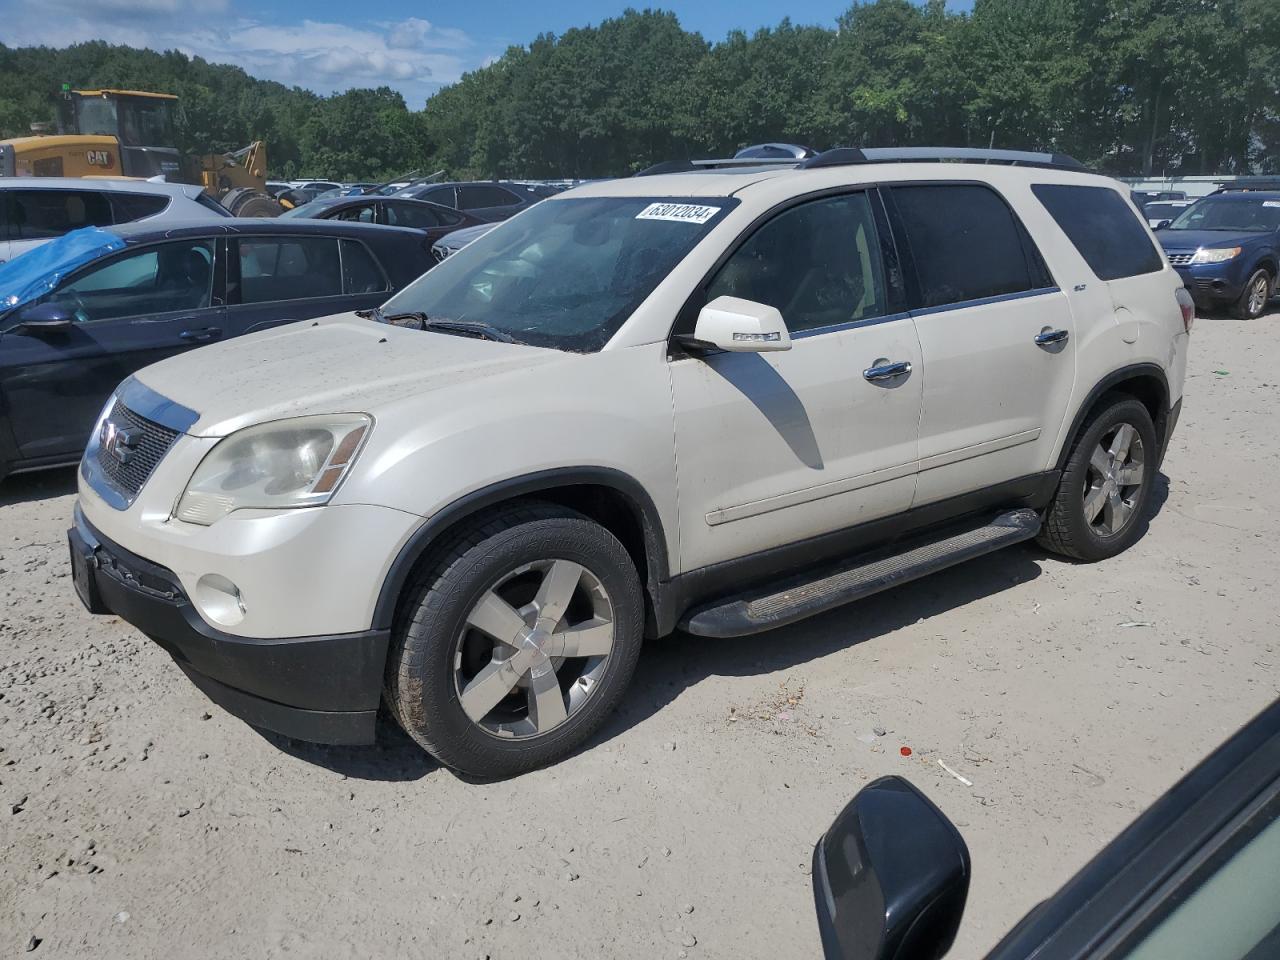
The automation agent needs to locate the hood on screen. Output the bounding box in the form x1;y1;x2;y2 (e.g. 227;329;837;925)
1157;228;1265;252
132;313;565;437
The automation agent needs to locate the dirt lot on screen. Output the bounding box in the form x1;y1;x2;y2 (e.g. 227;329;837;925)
2;313;1278;960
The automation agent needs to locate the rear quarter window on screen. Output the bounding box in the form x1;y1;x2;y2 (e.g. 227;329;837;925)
107;192;169;223
1032;184;1163;281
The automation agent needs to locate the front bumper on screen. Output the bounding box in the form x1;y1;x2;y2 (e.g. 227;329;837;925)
1174;267;1246;306
69;506;389;744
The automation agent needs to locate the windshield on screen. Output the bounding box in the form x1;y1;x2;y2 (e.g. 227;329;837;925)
381;196;737;351
1168;197;1280;232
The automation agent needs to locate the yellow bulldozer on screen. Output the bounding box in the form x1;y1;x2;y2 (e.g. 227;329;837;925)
0;88;281;216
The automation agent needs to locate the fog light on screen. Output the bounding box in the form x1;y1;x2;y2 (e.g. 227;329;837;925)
194;574;245;627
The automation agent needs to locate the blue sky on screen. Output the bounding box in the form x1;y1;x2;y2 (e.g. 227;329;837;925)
0;0;974;106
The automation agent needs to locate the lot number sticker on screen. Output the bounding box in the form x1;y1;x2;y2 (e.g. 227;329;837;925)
636;202;720;224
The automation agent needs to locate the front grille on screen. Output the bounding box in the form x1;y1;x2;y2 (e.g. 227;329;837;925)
1167;252;1194;266
96;400;180;497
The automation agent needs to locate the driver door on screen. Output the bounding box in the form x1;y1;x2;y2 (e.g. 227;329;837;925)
0;237;225;462
668;191;924;572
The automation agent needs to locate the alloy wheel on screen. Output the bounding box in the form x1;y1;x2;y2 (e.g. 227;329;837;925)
1248;274;1269;317
452;559;615;739
1083;422;1146;537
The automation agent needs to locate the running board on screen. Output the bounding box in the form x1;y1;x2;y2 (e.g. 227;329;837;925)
680;508;1041;638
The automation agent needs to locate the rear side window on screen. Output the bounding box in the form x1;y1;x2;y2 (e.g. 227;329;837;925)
7;189;113;240
238;237;342;303
1032;184;1162;280
889;184;1045;309
385;201;453;228
458;185;520;209
418;186;456;207
340;240;389;294
107;192;169;223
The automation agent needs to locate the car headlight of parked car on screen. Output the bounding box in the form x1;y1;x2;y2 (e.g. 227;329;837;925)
174;414;371;525
1190;246;1241;264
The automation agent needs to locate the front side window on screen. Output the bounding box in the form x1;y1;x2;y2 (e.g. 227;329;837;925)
46;240;214;322
1167;197;1280;234
706;192;888;333
7;190;114;240
381;196;737;351
891;184;1044;307
238;237;342;304
1032;183;1163;280
417;186;457;207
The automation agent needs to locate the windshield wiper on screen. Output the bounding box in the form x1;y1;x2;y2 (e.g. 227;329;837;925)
421;319;518;344
359;306;430;330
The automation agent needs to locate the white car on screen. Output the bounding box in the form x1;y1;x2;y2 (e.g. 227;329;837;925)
0;177;228;263
69;147;1192;777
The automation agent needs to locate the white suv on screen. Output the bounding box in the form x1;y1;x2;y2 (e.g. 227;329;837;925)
68;148;1192;777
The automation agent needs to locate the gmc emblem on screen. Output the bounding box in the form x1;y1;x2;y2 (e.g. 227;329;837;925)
100;419;142;465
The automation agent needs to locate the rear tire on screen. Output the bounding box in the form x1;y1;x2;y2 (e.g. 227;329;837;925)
1233;268;1273;320
221;188;282;218
384;502;644;779
1037;396;1158;562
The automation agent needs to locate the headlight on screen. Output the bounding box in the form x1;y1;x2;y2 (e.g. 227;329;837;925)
174;414;371;525
1190;246;1241;264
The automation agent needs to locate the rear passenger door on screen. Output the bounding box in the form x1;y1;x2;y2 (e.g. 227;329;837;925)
885;182;1076;506
226;235;392;333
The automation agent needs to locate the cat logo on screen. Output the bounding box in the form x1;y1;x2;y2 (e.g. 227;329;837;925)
86;150;114;168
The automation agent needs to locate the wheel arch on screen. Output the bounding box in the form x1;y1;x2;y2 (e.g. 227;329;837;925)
372;467;670;635
1055;364;1171;473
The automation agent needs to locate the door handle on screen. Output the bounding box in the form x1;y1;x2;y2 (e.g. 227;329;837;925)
1034;328;1069;346
863;360;912;382
180;327;222;342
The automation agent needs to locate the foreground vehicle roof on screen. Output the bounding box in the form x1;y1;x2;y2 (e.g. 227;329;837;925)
0;176;206;198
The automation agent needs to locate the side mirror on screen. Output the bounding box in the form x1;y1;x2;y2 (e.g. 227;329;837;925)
813;777;970;960
11;302;74;336
1154;220;1172;230
684;295;792;354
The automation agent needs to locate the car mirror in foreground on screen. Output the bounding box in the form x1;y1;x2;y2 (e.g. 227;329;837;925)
1155;220;1172;230
11;302;75;336
683;295;792;354
812;776;971;960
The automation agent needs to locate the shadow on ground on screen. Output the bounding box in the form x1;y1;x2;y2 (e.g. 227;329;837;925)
0;465;78;507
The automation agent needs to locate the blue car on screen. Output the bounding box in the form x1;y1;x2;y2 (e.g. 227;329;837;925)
1155;190;1280;319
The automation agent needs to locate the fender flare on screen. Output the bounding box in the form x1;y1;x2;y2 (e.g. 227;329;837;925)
371;466;671;632
1055;363;1171;473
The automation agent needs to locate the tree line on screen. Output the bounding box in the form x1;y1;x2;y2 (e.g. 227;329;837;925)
2;0;1277;181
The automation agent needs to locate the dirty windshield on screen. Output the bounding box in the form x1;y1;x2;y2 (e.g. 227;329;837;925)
379;196;737;351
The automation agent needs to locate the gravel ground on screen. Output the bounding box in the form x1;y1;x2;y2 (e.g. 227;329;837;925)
2;313;1278;959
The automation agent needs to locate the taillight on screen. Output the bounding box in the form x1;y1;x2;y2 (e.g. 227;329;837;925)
1175;287;1195;333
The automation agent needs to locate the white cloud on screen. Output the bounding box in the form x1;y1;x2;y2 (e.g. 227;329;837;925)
1;0;483;105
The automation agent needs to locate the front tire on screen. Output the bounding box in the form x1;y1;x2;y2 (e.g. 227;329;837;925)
1038;396;1158;562
1233;268;1273;320
385;502;644;778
